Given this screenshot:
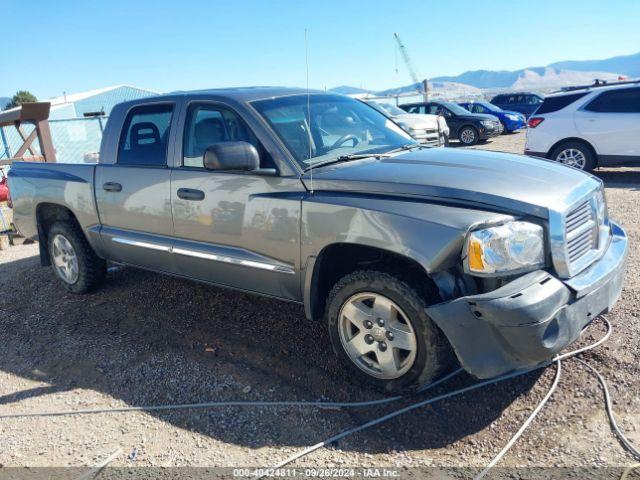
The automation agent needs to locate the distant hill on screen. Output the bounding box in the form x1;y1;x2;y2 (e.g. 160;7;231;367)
431;52;639;89
330;85;372;95
329;80;481;99
549;51;640;78
376;81;481;97
0;97;10;110
330;51;638;98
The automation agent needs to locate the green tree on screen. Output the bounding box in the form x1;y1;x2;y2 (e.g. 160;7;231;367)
5;90;37;110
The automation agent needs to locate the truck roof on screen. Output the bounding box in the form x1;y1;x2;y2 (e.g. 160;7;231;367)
159;86;324;103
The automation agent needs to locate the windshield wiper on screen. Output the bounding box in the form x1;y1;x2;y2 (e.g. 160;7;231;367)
304;152;392;172
303;143;422;172
385;143;425;154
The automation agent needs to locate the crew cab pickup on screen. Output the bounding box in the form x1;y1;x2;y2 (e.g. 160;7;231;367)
8;88;628;392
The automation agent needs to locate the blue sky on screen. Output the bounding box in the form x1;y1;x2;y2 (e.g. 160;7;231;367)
2;0;639;99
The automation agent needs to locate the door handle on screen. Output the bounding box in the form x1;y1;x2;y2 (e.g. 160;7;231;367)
103;182;122;192
177;188;205;201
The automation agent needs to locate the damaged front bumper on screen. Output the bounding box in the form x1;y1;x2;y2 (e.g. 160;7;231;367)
426;221;628;379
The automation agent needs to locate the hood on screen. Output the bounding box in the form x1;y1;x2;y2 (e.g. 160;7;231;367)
393;113;439;129
302;148;601;218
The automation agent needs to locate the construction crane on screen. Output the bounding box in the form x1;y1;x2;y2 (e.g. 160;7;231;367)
394;33;428;102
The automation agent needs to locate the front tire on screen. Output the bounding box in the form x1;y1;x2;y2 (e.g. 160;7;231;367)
458;126;479;146
326;270;453;393
550;141;596;172
48;221;106;293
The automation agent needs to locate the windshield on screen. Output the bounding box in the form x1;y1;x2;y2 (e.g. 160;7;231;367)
441;102;472;115
369;102;407;117
251;94;415;169
478;101;501;112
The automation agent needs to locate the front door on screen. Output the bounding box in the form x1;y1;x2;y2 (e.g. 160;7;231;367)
95;102;177;273
428;104;460;136
170;102;304;299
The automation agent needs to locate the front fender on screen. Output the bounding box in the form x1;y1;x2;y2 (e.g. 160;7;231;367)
301;192;513;313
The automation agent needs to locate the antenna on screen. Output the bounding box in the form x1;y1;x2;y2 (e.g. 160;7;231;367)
305;28;313;194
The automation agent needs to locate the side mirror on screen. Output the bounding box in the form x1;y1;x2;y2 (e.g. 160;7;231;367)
203;141;260;171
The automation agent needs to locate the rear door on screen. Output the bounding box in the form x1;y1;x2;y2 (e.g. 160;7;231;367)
169;101;304;299
575;87;640;162
95;102;178;272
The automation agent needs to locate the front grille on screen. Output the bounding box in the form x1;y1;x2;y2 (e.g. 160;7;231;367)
552;187;610;278
565;200;597;264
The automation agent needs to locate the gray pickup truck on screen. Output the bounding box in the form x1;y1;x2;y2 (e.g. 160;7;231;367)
8;88;628;392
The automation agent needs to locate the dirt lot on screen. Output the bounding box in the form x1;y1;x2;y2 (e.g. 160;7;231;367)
1;132;639;477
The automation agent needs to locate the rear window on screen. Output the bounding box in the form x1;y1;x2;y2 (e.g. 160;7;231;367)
535;92;589;114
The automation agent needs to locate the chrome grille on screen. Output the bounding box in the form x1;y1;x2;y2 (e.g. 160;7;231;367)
551;186;610;278
565;200;597;265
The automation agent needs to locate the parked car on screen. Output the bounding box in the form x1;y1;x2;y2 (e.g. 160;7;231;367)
400;101;502;145
525;81;640;171
491;92;544;118
365;101;445;147
458;100;526;133
8;88;627;393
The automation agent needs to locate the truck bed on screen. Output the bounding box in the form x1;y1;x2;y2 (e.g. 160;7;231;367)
7;162;99;240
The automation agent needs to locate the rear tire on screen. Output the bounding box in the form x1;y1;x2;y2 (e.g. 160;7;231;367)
48;221;106;293
550;141;596;172
326;270;454;393
458;126;479;146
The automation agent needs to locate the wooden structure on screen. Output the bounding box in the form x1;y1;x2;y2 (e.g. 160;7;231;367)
0;102;56;166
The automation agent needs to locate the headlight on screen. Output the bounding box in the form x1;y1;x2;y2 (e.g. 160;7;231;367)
481;120;496;128
464;221;545;276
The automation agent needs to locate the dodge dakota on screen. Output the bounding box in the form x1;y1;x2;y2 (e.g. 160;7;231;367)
8;88;628;392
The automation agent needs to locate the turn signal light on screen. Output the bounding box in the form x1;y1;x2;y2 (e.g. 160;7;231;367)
528;117;544;128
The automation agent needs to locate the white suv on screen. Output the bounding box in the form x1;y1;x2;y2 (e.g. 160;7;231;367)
525;81;640;171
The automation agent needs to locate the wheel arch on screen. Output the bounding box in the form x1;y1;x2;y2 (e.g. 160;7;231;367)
35;203;83;266
303;243;441;322
547;137;599;165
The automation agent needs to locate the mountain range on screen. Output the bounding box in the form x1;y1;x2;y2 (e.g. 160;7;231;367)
331;51;639;96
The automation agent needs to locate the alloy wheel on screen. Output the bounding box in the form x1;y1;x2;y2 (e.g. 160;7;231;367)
338;292;418;379
556;148;586;169
51;234;79;284
460;128;476;144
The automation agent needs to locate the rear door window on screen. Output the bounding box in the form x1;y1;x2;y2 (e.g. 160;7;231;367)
118;104;173;166
585;88;640;113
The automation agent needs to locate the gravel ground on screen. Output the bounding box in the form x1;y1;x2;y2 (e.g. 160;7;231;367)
0;132;639;478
